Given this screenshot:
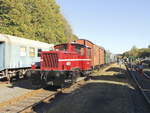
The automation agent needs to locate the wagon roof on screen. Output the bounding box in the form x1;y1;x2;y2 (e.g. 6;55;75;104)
76;39;94;44
76;39;105;50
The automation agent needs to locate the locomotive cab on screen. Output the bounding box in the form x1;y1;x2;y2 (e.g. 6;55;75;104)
30;43;92;87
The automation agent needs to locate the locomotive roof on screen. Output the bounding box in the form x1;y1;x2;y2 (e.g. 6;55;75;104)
0;34;54;49
55;43;90;48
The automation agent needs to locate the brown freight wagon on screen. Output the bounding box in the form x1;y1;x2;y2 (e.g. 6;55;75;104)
99;46;105;65
74;39;94;66
74;39;105;69
93;44;100;66
93;44;105;68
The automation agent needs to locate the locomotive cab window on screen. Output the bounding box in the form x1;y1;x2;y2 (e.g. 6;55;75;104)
74;46;80;54
37;49;42;57
55;44;67;51
20;47;27;56
80;48;84;56
87;48;91;57
74;44;85;56
29;47;35;57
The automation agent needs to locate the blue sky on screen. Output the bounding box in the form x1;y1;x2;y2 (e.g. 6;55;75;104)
56;0;150;54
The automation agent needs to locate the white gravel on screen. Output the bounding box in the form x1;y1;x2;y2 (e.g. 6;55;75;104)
0;80;34;103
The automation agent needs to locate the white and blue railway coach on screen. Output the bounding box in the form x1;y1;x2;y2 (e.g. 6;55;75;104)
0;34;54;80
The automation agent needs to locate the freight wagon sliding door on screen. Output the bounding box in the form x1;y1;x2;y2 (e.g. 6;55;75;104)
0;42;4;69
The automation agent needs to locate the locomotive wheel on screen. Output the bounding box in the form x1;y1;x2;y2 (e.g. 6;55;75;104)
81;71;87;77
71;72;77;84
53;76;66;88
15;71;22;80
71;69;81;84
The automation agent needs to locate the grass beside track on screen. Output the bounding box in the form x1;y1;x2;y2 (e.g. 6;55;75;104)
94;63;126;76
93;63;134;89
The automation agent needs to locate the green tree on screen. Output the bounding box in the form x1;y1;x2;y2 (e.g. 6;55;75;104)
123;46;150;59
138;48;150;58
0;0;77;44
128;46;139;57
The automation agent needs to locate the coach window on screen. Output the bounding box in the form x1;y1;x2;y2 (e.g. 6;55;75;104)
49;47;53;51
38;49;42;57
29;47;35;57
20;47;26;56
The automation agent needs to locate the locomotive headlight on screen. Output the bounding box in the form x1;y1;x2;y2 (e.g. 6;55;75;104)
66;62;71;66
40;59;43;62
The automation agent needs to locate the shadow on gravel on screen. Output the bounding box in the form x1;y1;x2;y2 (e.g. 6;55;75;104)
8;79;35;89
30;71;139;113
7;79;62;91
8;79;71;91
0;77;8;82
32;80;139;113
106;67;126;73
91;74;127;82
30;71;150;113
6;78;41;90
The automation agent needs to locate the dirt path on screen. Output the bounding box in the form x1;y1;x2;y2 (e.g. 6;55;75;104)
33;64;150;113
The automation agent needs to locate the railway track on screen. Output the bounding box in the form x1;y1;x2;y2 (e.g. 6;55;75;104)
143;72;150;79
125;63;150;105
0;77;87;113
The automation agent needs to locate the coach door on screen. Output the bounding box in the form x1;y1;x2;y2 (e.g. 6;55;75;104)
0;42;4;69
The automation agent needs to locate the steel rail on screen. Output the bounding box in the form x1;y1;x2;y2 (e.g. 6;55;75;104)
125;64;150;105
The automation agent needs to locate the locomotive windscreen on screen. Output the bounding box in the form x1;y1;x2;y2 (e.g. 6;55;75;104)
55;44;67;51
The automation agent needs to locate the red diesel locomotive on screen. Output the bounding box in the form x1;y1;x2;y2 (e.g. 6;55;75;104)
29;43;92;87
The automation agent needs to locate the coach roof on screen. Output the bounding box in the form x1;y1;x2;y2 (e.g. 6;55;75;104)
0;34;53;49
